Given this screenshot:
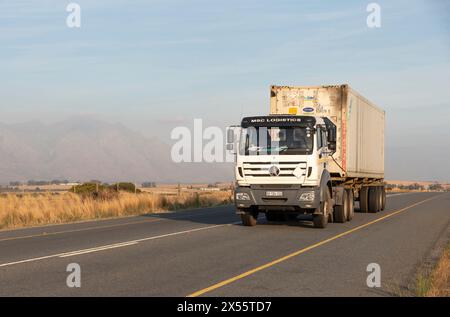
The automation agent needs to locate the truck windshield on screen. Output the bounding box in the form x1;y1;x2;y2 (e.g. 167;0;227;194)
239;126;313;155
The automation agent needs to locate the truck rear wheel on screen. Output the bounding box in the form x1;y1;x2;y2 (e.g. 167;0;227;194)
346;189;354;221
377;186;383;212
368;187;380;213
240;210;258;226
333;189;347;223
381;186;386;211
313;188;331;229
359;186;369;213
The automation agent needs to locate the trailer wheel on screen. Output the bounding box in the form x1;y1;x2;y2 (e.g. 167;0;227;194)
377;186;383;212
241;210;258;226
313;188;331;229
368;187;380;213
359;186;369;213
333;189;347;223
381;186;386;211
346;189;354;221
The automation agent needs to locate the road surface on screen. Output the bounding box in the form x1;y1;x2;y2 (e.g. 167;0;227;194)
0;192;449;296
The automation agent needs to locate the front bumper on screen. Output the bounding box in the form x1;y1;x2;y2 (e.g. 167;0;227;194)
234;185;320;210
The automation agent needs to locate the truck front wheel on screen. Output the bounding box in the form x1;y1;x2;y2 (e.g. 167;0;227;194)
313;188;331;229
240;210;258;226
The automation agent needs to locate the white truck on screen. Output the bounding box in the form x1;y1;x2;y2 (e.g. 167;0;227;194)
227;84;385;228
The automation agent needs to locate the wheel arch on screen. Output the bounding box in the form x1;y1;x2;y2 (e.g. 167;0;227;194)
319;169;332;201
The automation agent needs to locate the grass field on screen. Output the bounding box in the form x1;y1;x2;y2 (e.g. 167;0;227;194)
0;190;233;230
414;241;450;297
425;244;450;297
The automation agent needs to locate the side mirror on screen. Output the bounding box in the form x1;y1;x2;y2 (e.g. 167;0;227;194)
323;117;337;154
327;126;336;143
328;141;336;152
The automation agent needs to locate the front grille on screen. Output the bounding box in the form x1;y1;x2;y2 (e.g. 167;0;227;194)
242;161;307;178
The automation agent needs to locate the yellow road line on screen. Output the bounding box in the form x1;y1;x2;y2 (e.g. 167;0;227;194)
187;194;443;297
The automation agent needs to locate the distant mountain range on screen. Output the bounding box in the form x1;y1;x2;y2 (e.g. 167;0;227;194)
0;117;233;184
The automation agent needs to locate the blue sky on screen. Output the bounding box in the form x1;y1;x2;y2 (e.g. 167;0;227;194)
1;0;450;180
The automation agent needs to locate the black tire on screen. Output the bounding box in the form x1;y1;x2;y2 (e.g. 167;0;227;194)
334;189;347;223
359;186;369;213
380;186;386;211
377;186;383;212
313;187;331;229
313;214;327;228
241;210;258;226
346;189;354;221
368;187;380;213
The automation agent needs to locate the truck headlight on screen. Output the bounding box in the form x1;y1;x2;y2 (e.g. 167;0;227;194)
236;193;250;201
299;191;315;202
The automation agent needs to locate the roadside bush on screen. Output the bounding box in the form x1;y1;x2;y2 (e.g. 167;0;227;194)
71;182;141;198
109;182;140;193
71;182;116;200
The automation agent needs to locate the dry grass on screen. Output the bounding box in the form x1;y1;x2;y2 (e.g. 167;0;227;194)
426;246;450;296
0;191;232;230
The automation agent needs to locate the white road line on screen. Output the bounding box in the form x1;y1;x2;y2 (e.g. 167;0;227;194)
0;207;232;240
59;241;139;258
0;254;62;267
0;222;239;267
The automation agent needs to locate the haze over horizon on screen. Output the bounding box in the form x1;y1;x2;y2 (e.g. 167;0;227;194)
0;115;448;184
1;1;449;182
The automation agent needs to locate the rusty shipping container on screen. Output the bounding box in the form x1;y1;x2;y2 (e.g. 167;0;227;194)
270;84;385;180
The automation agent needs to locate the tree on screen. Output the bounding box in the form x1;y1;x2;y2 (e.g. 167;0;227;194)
429;184;443;191
142;182;156;188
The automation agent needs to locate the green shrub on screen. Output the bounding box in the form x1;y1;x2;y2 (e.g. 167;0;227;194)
109;182;140;193
72;182;141;197
71;182;108;195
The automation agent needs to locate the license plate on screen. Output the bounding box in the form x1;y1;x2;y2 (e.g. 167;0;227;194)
266;191;283;197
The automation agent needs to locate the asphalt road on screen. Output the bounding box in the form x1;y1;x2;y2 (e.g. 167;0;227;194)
0;192;449;296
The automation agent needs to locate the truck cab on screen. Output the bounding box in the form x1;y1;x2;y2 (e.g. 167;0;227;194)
228;115;337;228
